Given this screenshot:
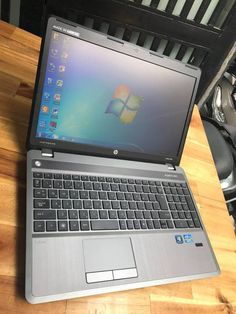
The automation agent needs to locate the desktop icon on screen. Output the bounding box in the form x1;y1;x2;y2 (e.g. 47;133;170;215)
56;80;63;88
43;92;50;101
41;105;49;114
105;84;143;124
51;107;59;118
54;94;61;103
50;121;57;128
39;120;47;128
58;65;65;73
48;62;56;72
61;52;69;60
53;32;60;40
47;77;53;85
50;48;59;57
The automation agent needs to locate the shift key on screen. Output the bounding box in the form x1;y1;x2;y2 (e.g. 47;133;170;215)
34;210;56;220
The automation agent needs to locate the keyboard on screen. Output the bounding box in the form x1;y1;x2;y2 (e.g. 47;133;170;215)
32;171;201;233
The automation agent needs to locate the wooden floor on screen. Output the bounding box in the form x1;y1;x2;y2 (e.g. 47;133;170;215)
0;20;236;313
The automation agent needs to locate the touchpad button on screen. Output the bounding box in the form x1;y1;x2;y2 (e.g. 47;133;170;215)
83;237;137;283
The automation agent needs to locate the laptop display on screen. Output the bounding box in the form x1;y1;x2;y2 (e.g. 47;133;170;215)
36;30;196;157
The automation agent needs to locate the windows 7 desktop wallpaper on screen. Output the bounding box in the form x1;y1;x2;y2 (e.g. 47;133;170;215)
36;31;195;156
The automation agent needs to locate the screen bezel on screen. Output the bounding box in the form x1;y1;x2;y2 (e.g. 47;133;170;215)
27;16;201;166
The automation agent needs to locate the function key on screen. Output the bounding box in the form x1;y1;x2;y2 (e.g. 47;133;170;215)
113;178;120;183
81;175;89;181
90;176;97;181
155;181;161;186
142;180;148;185
72;174;80;180
63;174;71;180
128;178;135;184
135;179;142;184
106;177;113;182
169;182;175;187
162;182;169;187
121;178;128;184
98;176;105;182
54;173;62;179
148;180;155;185
181;183;187;188
175;183;181;187
33;172;43;178
44;173;53;179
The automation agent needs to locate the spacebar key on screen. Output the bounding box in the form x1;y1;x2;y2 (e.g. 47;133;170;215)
91;220;119;230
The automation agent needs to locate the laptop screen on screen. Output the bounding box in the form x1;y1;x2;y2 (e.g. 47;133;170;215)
35;29;196;159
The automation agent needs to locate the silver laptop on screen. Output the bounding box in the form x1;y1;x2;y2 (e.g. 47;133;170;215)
25;16;220;303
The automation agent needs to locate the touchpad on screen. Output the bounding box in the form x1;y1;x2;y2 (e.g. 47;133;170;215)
83;237;137;283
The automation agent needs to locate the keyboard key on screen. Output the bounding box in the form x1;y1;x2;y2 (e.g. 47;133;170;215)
69;220;79;231
58;221;68;231
153;220;160;229
128;202;137;210
42;179;52;188
63;174;71;180
152;202;160;210
91;220;119;230
79;210;89;219
133;220;140;229
135;211;143;219
133;193;141;201
118;210;126;219
53;180;63;189
48;189;58;198
187;220;195;228
99;210;108;219
84;182;92;190
127;220;134;229
70;190;79;199
33;172;43;178
89;210;99;219
174;220;188;228
68;210;78;219
106;177;112;182
143;211;151;219
145;202;153;210
81;175;89;181
62;199;72;209
108;192;116;200
79;191;89;199
155;195;168;210
113;178;120;183
108;210;117;219
74;181;83;189
33;179;41;188
93;182;102;190
140;220;147;229
120;201;128;210
185;196;195;211
42;174;52;186
135;179;142;184
54;173;62;179
160;220;168;229
72;174;80;180
34;199;50;208
80;220;90;230
102;201;111;209
98;177;105;182
141;194;148;201
73;200;82;209
167;220;174;229
51;199;61;209
33;189;46;198
99;191;107;200
125;193;133;201
58;210;67;219
64;181;73;189
59;190;68;199
135;185;142;193
111;184;119;191
90;176;97;181
89;191;98;199
127;211;135;219
119;220;127;230
137;202;145;210
142;186;149;193
185;211;192;219
121;178;128;183
83;200;92;209
147;220;154;229
178;212;185;219
127;185;135;192
151;211;159;219
34;221;45;232
93;200;102;209
119;184;127;192
171;211;178;219
34;210;56;220
46;221;57;231
111;201;120;209
102;183;110;191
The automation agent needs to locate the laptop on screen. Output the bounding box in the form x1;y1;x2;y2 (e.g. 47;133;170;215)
25;16;220;304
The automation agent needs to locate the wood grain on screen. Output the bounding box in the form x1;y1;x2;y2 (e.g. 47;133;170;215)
0;20;236;313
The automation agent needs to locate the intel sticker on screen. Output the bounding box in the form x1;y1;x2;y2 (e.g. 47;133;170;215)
183;234;193;243
175;235;184;244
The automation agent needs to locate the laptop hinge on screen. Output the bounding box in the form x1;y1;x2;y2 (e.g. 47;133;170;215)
166;163;176;171
41;148;54;158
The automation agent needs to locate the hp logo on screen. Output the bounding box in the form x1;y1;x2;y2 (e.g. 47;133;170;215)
113;149;118;155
